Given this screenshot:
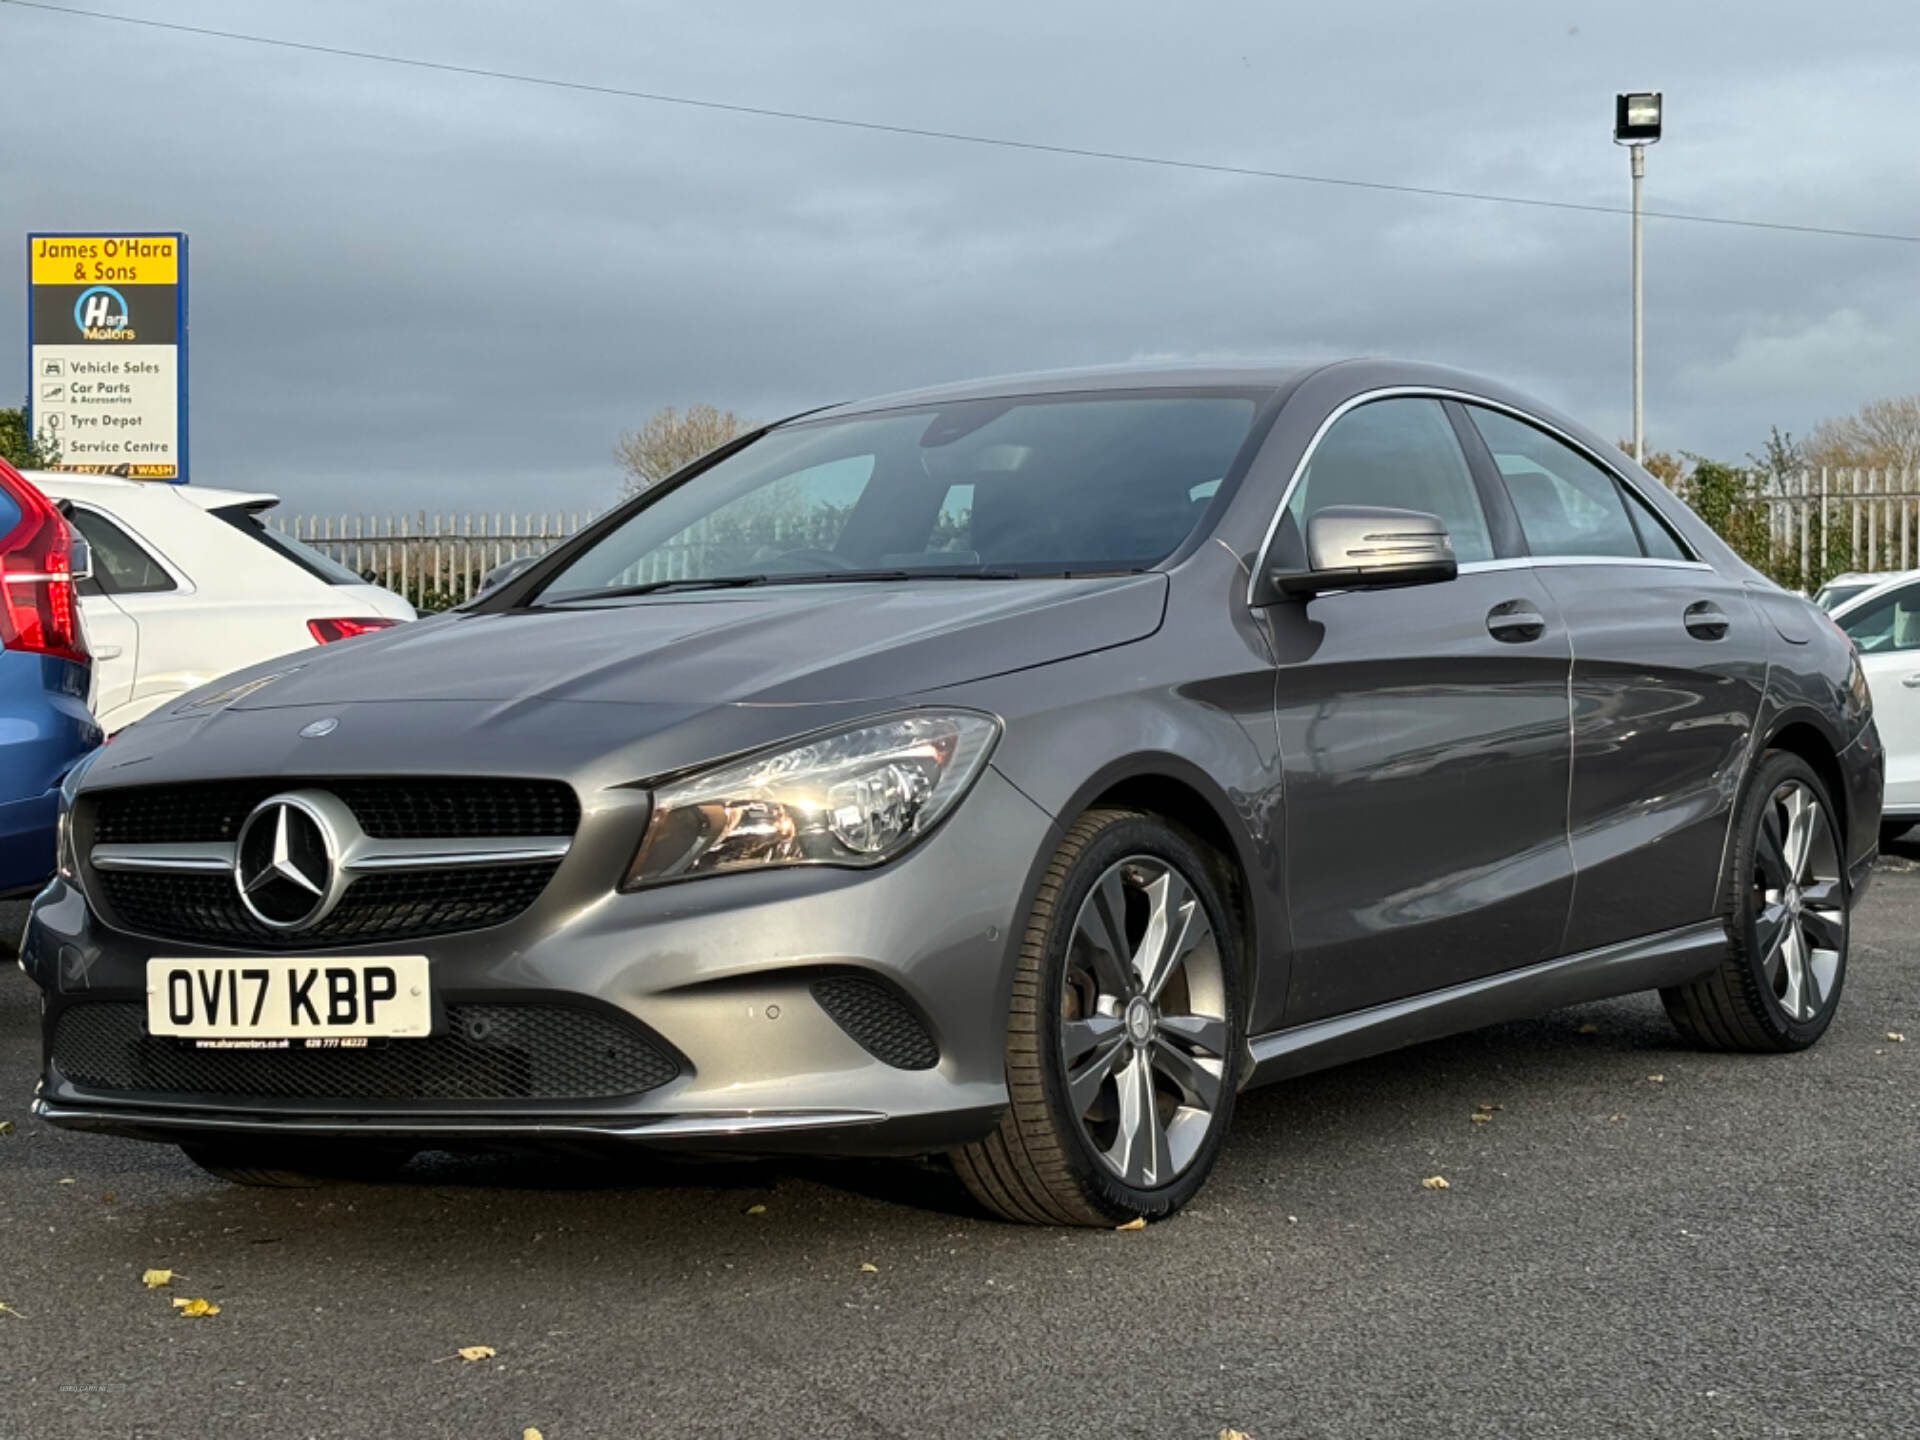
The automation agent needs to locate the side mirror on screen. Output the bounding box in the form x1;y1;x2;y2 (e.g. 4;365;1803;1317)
1263;505;1457;601
67;533;93;585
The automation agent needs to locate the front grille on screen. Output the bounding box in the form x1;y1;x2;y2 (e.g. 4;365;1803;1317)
812;975;939;1070
52;1001;680;1101
85;777;579;949
95;862;560;950
92;778;579;845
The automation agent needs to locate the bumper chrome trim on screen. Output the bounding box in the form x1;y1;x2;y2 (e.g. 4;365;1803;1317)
32;1099;887;1141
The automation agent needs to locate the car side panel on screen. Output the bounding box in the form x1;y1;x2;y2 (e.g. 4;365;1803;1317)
1538;563;1770;952
946;564;1292;1035
1264;570;1576;1024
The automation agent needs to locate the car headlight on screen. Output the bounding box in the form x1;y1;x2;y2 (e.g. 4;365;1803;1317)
624;710;1000;888
56;748;100;885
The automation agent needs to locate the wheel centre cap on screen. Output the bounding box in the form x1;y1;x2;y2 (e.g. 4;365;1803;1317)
1124;997;1155;1046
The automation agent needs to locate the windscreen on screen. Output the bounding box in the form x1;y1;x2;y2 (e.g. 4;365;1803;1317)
539;393;1259;598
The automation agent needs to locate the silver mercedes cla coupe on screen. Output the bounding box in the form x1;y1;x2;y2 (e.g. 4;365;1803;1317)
26;360;1882;1225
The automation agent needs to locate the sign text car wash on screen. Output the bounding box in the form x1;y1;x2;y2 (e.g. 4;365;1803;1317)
28;233;188;481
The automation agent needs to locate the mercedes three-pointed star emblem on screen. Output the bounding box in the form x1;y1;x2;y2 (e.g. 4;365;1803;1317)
234;796;339;929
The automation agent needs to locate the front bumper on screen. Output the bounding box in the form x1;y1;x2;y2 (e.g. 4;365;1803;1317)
24;766;1056;1157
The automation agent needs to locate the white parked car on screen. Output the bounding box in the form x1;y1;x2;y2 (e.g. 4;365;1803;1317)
1815;568;1920;614
1830;572;1920;840
25;473;415;733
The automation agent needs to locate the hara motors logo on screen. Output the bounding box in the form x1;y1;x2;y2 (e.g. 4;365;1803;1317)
73;284;132;339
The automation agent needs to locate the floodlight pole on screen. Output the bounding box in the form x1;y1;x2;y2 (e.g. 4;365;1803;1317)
1631;142;1646;465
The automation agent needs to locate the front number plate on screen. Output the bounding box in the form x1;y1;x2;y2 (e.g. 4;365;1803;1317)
146;957;431;1041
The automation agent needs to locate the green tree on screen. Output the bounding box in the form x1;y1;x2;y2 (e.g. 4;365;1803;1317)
0;404;60;468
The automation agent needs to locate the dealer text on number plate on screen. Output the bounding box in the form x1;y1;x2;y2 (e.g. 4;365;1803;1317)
146;957;431;1041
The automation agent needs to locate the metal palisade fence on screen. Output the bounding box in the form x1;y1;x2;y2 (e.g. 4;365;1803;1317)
277;469;1920;610
1680;467;1920;591
271;510;594;611
273;506;849;611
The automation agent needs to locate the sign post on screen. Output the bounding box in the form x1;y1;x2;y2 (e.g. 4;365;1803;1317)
27;232;188;481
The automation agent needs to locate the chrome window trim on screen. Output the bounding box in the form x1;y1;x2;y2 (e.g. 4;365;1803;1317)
1246;385;1703;605
1456;555;1713;576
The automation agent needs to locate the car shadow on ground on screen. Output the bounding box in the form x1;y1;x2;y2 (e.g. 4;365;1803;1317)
222;987;1692;1220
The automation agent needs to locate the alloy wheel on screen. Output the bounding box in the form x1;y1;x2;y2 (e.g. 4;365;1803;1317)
1752;778;1845;1023
1058;855;1230;1189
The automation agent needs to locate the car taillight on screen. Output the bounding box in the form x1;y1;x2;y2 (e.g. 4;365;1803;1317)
0;459;86;663
308;616;401;644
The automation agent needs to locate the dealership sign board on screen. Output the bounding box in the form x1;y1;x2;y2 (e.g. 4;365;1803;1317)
28;233;188;481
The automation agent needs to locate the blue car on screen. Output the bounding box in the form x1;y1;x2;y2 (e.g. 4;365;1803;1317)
0;459;100;897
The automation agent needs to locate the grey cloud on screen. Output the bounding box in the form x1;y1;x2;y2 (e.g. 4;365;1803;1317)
2;0;1918;515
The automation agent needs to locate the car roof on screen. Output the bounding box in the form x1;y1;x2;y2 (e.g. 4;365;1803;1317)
799;359;1325;421
21;471;279;511
1828;569;1920;620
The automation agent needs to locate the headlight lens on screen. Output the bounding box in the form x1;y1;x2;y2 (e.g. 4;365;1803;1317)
624;711;1000;887
56;748;100;884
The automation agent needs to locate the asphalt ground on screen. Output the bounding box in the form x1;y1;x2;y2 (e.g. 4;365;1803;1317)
1;861;1916;1440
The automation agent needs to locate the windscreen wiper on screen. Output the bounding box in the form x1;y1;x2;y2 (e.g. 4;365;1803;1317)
539;575;772;604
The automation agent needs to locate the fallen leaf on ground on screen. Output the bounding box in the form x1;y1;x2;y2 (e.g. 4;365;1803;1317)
172;1298;219;1317
0;1303;26;1320
1421;1176;1450;1190
1608;1113;1627;1124
101;1192;115;1204
743;1204;767;1215
456;1346;495;1363
141;1268;175;1289
1220;1430;1254;1440
1475;1103;1503;1113
0;1120;14;1135
1577;1023;1599;1035
1889;1032;1907;1043
524;1431;544;1440
57;1178;74;1185
1114;1216;1147;1231
858;1262;878;1273
1646;1074;1666;1084
1470;1113;1492;1124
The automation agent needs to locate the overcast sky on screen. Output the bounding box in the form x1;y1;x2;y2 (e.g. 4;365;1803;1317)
3;0;1918;514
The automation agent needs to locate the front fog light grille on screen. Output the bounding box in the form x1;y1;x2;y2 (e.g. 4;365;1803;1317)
52;1000;681;1101
811;975;939;1070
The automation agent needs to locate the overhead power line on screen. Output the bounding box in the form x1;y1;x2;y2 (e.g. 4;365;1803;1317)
7;0;1920;246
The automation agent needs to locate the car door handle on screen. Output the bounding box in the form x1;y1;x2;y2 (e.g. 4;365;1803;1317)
1902;673;1920;689
1684;601;1729;640
1486;601;1546;643
93;644;123;660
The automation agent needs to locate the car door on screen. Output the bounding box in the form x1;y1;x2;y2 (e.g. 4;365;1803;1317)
1263;396;1576;1024
1834;581;1920;817
66;507;153;723
1459;404;1769;954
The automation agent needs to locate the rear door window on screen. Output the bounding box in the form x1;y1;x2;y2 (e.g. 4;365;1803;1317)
1467;407;1643;559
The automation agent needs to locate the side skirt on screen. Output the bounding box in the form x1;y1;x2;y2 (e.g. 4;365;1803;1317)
1245;919;1726;1087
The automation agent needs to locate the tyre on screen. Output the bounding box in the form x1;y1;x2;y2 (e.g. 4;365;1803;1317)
953;808;1242;1226
1662;751;1849;1052
181;1142;414;1188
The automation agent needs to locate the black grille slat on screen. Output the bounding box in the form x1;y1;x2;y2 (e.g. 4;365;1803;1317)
812;975;939;1070
96;862;559;950
52;1001;679;1101
92;778;579;845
